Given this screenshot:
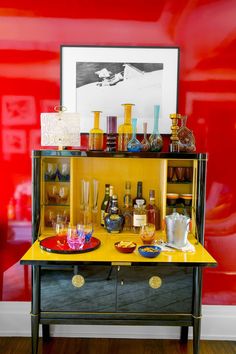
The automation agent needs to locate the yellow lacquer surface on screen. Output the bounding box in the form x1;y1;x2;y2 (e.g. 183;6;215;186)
21;231;217;265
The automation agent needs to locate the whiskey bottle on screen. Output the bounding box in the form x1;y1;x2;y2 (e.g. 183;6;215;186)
133;199;147;233
104;195;124;233
100;184;110;226
122;181;133;231
146;190;160;230
133;181;146;206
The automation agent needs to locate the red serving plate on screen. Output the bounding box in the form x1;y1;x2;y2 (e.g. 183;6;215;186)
39;235;101;254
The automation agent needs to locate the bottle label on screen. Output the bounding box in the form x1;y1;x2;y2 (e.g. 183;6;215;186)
133;214;147;227
101;210;105;225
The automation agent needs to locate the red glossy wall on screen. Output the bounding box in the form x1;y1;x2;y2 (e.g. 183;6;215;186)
0;0;235;303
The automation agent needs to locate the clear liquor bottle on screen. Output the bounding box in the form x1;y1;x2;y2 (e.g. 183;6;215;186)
89;111;104;150
146;190;160;230
104;195;124;233
122;181;133;231
133;199;147;233
133;181;146;206
118;103;134;151
100;183;110;226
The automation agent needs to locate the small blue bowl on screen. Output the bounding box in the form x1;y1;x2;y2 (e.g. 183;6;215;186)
138;245;161;258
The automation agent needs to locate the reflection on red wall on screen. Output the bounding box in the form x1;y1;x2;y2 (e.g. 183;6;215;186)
0;0;236;303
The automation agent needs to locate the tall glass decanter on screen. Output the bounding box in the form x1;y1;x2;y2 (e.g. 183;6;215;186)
177;115;196;152
127;118;141;152
118;103;134;151
89;111;104;150
141;122;150;151
149;105;163;152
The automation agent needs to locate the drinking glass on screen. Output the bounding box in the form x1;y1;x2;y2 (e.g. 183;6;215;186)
58;186;69;204
45;163;57;181
175;167;185;182
47;184;58;204
140;223;155;244
54;220;67;236
67;225;85;250
167;167;175;182
58;162;70;182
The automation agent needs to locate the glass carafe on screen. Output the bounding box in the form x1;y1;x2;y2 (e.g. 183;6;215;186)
178;115;196;152
149;105;163;152
89;111;104;150
118;103;134;151
127;118;141;152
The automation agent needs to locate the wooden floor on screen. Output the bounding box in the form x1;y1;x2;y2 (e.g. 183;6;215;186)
0;337;236;354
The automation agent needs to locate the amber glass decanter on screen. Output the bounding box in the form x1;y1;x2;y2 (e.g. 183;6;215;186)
177;115;196;152
89;111;104;150
149;105;163;152
118;103;134;151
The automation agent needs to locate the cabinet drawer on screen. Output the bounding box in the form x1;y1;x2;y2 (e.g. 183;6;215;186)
40;266;116;312
117;266;193;313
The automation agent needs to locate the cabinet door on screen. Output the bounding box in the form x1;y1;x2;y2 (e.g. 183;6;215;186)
40;265;116;312
117;266;193;313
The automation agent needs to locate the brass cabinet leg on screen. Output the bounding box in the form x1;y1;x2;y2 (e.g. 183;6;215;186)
31;315;39;354
42;324;50;342
180;326;189;344
193;318;201;354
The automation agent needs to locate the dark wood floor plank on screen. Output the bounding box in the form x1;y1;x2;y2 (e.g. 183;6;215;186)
0;337;235;354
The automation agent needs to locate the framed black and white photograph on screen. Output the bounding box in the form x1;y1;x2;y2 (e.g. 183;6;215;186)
60;45;179;133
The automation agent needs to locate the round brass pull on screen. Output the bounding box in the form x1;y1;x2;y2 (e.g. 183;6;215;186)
72;275;85;288
149;276;162;289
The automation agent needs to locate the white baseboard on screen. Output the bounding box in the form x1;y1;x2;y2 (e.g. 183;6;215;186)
0;302;236;340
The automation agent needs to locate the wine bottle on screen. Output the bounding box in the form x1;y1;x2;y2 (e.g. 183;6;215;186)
133;181;146;206
146;190;160;230
104;185;114;225
122;181;133;231
100;184;110;226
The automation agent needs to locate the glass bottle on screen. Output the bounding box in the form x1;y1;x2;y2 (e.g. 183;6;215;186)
104;185;114;224
122;181;133;231
141;122;150;151
100;183;110;226
106;116;117;152
104;195;124;233
133;199;147;233
146;190;160;230
177;115;196;152
133;181;146;206
118;103;134;151
149;105;163;152
127;118;142;152
169;113;181;152
89;111;104;150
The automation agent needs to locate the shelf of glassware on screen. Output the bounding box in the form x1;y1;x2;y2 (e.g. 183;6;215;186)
41;157;71;233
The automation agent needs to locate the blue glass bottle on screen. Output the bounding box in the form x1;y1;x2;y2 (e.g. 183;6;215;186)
104;195;124;233
149;105;163;152
127;118;142;152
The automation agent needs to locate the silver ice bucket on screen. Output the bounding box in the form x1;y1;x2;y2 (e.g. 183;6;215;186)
165;212;190;247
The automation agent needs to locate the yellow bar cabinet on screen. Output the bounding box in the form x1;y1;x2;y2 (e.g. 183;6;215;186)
21;150;216;354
